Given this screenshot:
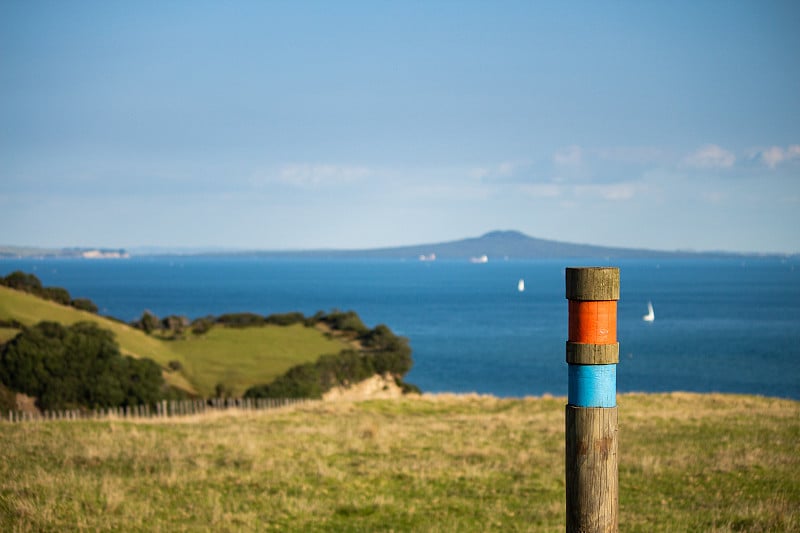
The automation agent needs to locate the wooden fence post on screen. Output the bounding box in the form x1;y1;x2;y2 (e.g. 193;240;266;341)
565;267;620;533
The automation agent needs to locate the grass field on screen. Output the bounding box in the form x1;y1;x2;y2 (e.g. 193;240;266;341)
0;286;351;397
161;324;347;395
1;393;797;532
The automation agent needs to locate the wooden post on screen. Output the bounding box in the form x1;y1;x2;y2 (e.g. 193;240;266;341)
565;267;619;533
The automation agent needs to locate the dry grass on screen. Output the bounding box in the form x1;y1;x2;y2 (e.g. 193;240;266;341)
0;393;798;532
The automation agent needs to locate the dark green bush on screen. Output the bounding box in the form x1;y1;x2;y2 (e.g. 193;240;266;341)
1;271;43;292
191;316;214;335
0;319;24;329
245;362;323;399
161;315;188;337
316;350;375;389
0;321;165;410
214;382;234;399
216;312;265;328
132;311;160;334
70;298;99;313
396;377;421;395
360;324;413;375
39;287;71;305
304;310;327;327
319;310;369;335
1;272;79;308
265;312;306;326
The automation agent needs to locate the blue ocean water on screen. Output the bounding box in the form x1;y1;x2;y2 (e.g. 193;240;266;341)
2;257;798;399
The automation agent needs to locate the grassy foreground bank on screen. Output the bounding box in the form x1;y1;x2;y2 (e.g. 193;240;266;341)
1;393;798;532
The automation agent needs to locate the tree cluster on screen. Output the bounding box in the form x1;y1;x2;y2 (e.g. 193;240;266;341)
315;309;369;335
130;308;364;337
244;316;417;400
0;321;165;410
1;271;99;314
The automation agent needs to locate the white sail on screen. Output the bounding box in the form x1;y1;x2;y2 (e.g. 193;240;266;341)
517;279;525;292
643;301;655;322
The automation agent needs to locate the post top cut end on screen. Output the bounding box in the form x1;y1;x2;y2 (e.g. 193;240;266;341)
565;267;620;300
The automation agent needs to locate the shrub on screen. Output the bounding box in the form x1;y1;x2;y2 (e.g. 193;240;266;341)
319;310;369;335
316;350;375;389
39;287;71;305
214;382;234;399
132;311;160;334
265;312;306;327
0;319;24;329
1;271;43;292
244;363;323;399
216;313;265;328
360;324;413;375
360;324;404;351
305;310;327;327
161;315;188;337
70;298;99;314
396;377;421;395
191;317;214;335
0;321;165;410
372;348;413;376
0;272;77;308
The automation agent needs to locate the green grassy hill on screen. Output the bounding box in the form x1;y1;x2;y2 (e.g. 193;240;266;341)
0;286;350;396
157;324;349;396
1;393;797;531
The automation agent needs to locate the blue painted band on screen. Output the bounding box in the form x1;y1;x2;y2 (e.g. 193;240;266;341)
568;364;617;408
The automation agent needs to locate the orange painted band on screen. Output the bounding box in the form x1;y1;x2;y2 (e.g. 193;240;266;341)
568;300;617;344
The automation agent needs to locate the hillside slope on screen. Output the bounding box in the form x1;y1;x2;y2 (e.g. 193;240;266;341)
0;286;351;396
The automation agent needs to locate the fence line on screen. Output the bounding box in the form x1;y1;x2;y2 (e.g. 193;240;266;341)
2;397;312;424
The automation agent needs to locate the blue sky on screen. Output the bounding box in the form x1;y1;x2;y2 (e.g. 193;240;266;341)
1;1;798;253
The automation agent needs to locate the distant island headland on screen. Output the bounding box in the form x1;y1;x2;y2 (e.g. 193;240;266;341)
0;247;130;260
1;230;794;260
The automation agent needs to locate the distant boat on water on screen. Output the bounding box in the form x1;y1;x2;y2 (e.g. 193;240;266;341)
517;279;525;292
470;255;489;264
643;301;655;322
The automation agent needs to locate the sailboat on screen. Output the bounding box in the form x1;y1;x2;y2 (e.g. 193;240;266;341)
517;279;525;292
643;301;655;322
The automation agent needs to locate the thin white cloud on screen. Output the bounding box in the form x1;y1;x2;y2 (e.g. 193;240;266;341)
470;160;526;181
518;182;638;202
551;145;595;183
594;146;665;164
573;183;637;201
271;164;370;188
761;146;785;169
408;183;491;201
683;144;736;169
757;145;800;169
553;145;583;167
519;184;562;198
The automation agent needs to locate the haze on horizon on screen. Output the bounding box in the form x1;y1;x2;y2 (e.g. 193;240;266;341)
1;2;799;254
